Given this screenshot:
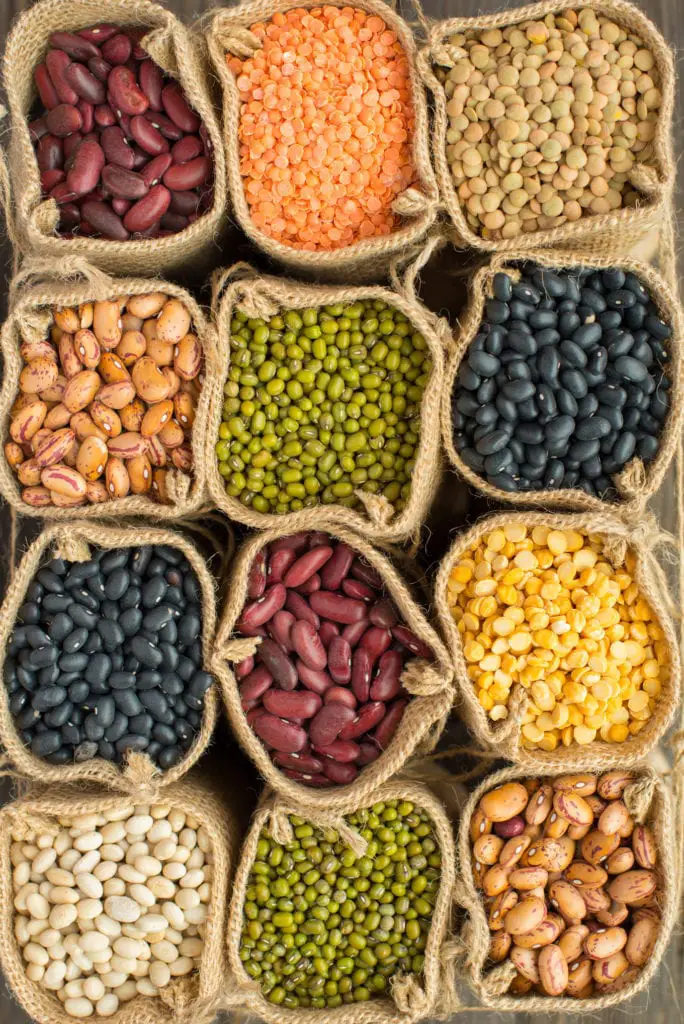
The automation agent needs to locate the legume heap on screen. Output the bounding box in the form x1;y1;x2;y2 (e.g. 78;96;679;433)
229;6;417;250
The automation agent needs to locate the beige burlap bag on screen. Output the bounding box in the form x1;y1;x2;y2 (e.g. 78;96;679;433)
447;761;677;1011
0;771;241;1024
204;0;439;281
224;779;457;1023
441;248;684;513
435;510;680;772
1;0;227;276
211;518;454;813
416;0;675;258
0;256;212;521
0;521;219;792
205;258;446;543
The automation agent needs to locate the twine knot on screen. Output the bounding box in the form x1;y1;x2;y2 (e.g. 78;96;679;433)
392;186;436;219
218;24;262;59
140;23;178;77
430;41;467;68
401;660;448;697
629;162;663;195
624;775;656;824
158;974;199;1015
121;751;162;799
355;489;395;527
54;535;91;563
16;307;53;344
391;973;430;1016
218;635;262;664
166;469;192;507
269;798;368;857
481;960;517;996
615;457;648;504
32;197;60;236
236;284;281;323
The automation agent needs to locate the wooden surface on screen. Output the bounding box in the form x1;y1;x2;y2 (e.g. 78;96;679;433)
0;1;682;1023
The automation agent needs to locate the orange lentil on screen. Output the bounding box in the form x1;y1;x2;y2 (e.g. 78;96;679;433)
229;5;417;251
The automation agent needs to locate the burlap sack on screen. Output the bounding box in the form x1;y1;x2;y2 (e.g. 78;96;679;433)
0;771;241;1024
204;0;440;281
0;520;220;793
224;778;457;1023
448;761;677;1012
0;256;213;521
441;248;684;513
205;259;446;543
2;0;227;276
416;0;675;258
211;517;454;813
435;509;680;772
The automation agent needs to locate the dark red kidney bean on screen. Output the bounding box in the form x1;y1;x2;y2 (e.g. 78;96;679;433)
238;665;273;704
235;656;255;680
100;125;134;169
373;699;407;749
370;650;403;702
294;573;321;596
324;687;356;709
351;648;372;703
59;203;81;230
238;583;287;630
130;114;169;156
101;165;148;200
66;139;104;196
342;578;375;601
296;661;333;695
111;103;131;136
309;702;355;747
79;24;118;44
142;154;173;188
108;66;149;116
350;558;383;589
274;752;324;774
321;759;357;785
139;59;163;111
35;63;60;109
285;591;319;629
370;598;399;628
169;190;199;215
246;706;266;728
63;132;83;162
45;103;82;137
101;33;132;65
76;186;105;205
80;200;129;240
338;701;386;741
328;636;352;684
131;145;148;170
342;617;370;646
291;621;327;672
49;32;101;60
161;83;200;132
309;591;366;624
319;621;340;648
268;548;297;583
257;638;298;691
242;698;259;712
263;689;322;720
46;49;79;105
235;623;267;639
360;627;392;660
308;531;331;548
126;27;148;60
281;768;331;787
247;550;267;599
29;118;48;142
111;198;131;216
144;110;182;141
132;219;161;238
171;135;202;165
162;156;211;192
252;712;307;754
37;136;64;172
271;532;309;554
392;625;434;659
357;741;380;766
41;169;65;191
88;57;112;83
283;546;333;588
123;184;170;232
64;63;106;105
94;105;116;128
50;181;78;204
313;739;360;763
320;543;355;590
267;610;296;652
77;101;94;133
199;123;213;156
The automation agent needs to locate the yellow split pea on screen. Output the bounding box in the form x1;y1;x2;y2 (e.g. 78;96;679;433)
446;524;668;751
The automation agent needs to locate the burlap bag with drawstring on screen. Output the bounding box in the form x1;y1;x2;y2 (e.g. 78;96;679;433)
0;256;213;521
211;517;454;813
205;255;447;544
441;247;684;514
0;771;241;1024
204;0;440;282
435;509;680;772
0;520;220;793
445;761;677;1012
416;0;675;258
1;0;227;276
223;779;457;1023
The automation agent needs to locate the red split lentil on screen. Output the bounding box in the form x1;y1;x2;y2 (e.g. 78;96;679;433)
228;6;417;251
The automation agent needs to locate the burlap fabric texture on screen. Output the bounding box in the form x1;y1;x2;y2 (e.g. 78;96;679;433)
0;520;219;793
448;761;677;1012
205;260;447;544
211;518;454;813
0;771;240;1024
204;0;440;281
1;0;227;276
435;509;680;772
0;256;212;521
416;0;675;258
441;248;684;513
224;779;457;1023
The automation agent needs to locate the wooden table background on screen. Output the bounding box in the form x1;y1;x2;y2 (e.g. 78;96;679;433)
0;1;681;1022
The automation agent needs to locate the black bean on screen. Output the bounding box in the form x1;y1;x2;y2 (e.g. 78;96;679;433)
459;364;481;390
31;731;61;757
614;355;648;383
142;577;167;609
85;654;112;687
475;429;512;456
32;686;68;712
559;369;588;399
645;314;671;340
130;636;163;668
485;299;509;324
637;435;659;460
573;323;602;348
113;690;143;717
105;713;128;743
516;423;543;445
469;350;500;377
74;741;99;762
30;646;58;669
492;273;513;302
612;432;637;464
489;472;518;491
576;416;611;441
121;586;142;611
502;379;535;402
543;460;565;488
18;602;40;625
69;681;90;703
116;734;149;754
63;628;89;654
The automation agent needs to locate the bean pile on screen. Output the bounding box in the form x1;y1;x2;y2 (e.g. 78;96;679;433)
32;24;213;239
218;300;430;514
452;265;672;498
228;7;416;251
446;524;668;750
473;773;661;998
239;801;441;1007
5;293;201;508
236;530;433;788
12;802;212;1017
436;9;662;240
5;545;213;768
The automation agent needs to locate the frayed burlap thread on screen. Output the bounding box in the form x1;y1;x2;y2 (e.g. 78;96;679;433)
0;772;240;1024
435;509;680;771
205;261;445;543
440;248;684;513
225;780;456;1024
0;521;219;792
204;0;439;282
0;256;212;521
2;0;227;275
212;519;454;813
416;0;675;258
447;762;677;1012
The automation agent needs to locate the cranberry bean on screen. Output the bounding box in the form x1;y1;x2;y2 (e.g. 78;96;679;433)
89;58;113;83
263;690;322;720
123;184;170;232
101;165;148;200
494;816;526;838
130;114;169;156
319;621;340;648
162;156;211;191
46;49;79;105
144;110;183;141
392;625;434;659
247;549;267;599
320;759;357;785
320;543;355;589
291;620;327;671
273;752;323;774
79;24;119;44
161;83;200;132
141;153;173;188
65;63;106;104
50;32;101;60
169;189;200;215
351;648;372;703
350;558;383;589
257;639;298;691
369;650;403;701
328;636;352;684
338;701;386;741
373;698;407;749
267;610;296;651
285;591;320;629
283;546;334;588
35;63;60;109
309;591;366;624
101;33;132;66
268;548;297;583
66;139;105;196
36;134;63;171
324;687;357;709
252;713;307;754
309;703;355;747
171;135;203;164
139;59;164;110
296;661;334;695
80;201;129;240
45;103;82;137
108;66;149;115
